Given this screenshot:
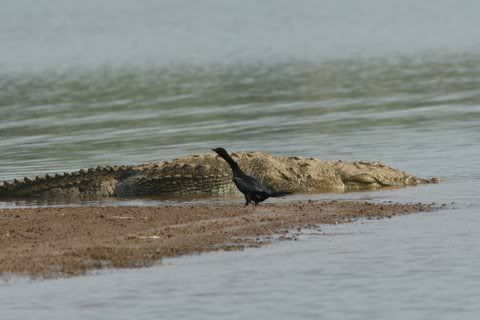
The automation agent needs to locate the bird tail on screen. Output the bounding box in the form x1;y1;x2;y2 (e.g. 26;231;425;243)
269;190;292;197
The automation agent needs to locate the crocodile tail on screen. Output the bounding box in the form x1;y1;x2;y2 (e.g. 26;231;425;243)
0;181;10;196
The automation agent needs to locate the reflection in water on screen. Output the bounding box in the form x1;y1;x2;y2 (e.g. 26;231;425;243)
0;193;246;209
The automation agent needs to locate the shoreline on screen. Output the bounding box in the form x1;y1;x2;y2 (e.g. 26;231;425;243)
0;201;437;279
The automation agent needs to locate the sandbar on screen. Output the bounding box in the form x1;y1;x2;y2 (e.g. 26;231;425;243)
0;200;436;278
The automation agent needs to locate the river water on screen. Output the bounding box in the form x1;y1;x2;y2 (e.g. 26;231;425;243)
1;0;480;318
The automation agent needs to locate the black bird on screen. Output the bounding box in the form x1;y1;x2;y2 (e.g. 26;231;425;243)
212;147;291;206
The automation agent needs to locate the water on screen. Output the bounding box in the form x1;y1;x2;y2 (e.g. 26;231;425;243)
1;56;479;182
1;0;480;318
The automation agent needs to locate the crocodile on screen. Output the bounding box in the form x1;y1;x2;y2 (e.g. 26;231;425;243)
0;151;439;200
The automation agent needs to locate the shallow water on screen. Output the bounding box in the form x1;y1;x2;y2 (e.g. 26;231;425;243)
1;0;480;318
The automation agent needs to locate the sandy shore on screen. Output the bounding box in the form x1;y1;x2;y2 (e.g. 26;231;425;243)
0;201;437;278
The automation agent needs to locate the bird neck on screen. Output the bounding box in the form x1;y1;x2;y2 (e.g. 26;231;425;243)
218;152;242;175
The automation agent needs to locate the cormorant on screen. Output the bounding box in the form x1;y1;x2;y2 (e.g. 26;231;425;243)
212;147;291;206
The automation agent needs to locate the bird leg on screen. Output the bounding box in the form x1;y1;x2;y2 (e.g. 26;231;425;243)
244;195;251;206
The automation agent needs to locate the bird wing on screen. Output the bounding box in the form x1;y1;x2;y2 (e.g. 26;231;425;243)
233;175;270;196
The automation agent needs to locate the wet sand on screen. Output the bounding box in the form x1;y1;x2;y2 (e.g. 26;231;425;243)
0;201;436;278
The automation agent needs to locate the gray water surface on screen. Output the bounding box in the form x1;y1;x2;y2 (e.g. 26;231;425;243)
1;0;480;319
